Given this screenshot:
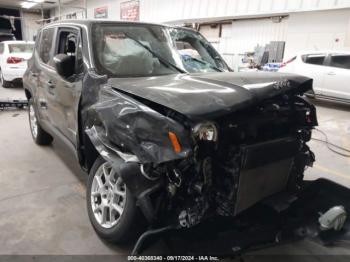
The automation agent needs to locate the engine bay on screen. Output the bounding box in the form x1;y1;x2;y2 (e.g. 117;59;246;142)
131;94;317;229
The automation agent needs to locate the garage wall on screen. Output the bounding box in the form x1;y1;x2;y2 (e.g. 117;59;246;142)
140;0;350;24
216;16;288;70
284;9;350;59
216;9;350;69
222;18;288;54
86;0;121;19
51;0;124;20
50;0;350;70
50;6;85;19
21;11;41;41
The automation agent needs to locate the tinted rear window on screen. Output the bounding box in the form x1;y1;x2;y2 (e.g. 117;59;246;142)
302;54;326;65
9;44;34;53
330;55;350;70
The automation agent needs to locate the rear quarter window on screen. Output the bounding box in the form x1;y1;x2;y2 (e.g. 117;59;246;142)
39;28;55;64
301;54;326;66
329;54;350;70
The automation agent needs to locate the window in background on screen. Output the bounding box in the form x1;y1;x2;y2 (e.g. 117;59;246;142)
302;54;326;65
330;54;350;70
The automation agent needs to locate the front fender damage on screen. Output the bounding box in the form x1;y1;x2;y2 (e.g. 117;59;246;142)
80;72;191;224
81;71;192;166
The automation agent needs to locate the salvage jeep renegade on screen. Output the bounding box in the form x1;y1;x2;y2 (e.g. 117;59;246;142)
24;20;318;244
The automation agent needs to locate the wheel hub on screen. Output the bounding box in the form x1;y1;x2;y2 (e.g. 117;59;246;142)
90;162;126;228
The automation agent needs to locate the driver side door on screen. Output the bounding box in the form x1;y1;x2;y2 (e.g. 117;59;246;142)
46;26;84;147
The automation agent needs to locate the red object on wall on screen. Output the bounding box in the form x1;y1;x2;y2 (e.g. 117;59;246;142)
120;0;140;21
94;6;108;19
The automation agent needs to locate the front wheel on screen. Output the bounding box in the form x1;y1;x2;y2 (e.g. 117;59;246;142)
87;156;145;243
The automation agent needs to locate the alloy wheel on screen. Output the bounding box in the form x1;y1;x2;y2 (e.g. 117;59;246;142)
91;162;126;229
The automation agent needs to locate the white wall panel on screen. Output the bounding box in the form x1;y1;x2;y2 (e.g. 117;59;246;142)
215;8;350;69
140;0;350;23
220;17;288;54
286;0;302;11
318;0;334;9
284;9;350;58
54;0;350;23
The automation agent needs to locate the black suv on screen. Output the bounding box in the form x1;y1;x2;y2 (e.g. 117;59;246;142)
24;20;317;244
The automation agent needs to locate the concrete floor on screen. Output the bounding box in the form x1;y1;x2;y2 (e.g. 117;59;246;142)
1;85;350;256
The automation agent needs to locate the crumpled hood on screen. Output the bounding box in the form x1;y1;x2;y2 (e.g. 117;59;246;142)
108;72;312;121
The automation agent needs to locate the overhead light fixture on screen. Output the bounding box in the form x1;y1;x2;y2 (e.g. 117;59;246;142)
31;0;45;3
21;2;37;9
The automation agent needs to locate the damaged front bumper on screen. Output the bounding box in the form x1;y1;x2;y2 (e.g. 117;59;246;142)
159;178;350;256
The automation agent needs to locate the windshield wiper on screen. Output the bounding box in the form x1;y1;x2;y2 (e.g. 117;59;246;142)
123;33;186;74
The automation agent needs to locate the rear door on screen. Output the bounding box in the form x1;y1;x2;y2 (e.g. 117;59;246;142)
322;53;350;101
298;53;327;95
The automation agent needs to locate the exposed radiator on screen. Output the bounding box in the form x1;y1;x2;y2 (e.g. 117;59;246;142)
234;137;299;215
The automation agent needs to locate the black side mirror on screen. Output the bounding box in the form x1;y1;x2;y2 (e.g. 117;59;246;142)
53;54;75;78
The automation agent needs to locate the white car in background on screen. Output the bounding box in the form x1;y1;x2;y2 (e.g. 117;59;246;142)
0;41;34;88
279;51;350;102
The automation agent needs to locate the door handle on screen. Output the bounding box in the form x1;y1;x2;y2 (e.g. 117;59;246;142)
327;72;336;76
47;80;55;89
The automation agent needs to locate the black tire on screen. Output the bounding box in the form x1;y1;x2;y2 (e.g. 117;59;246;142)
87;156;146;243
0;68;11;88
28;99;53;145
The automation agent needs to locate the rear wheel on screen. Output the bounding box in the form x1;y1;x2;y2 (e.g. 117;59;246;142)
28;99;53;145
0;68;11;88
87;156;145;243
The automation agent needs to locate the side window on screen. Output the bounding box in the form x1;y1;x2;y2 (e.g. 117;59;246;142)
55;28;83;74
301;54;326;66
0;44;4;54
329;54;350;70
39;28;55;64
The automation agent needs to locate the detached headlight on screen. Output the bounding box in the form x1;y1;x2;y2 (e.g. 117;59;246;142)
193;122;218;142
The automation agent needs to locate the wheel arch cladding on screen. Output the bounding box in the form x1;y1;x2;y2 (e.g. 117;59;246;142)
80;71;192;166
